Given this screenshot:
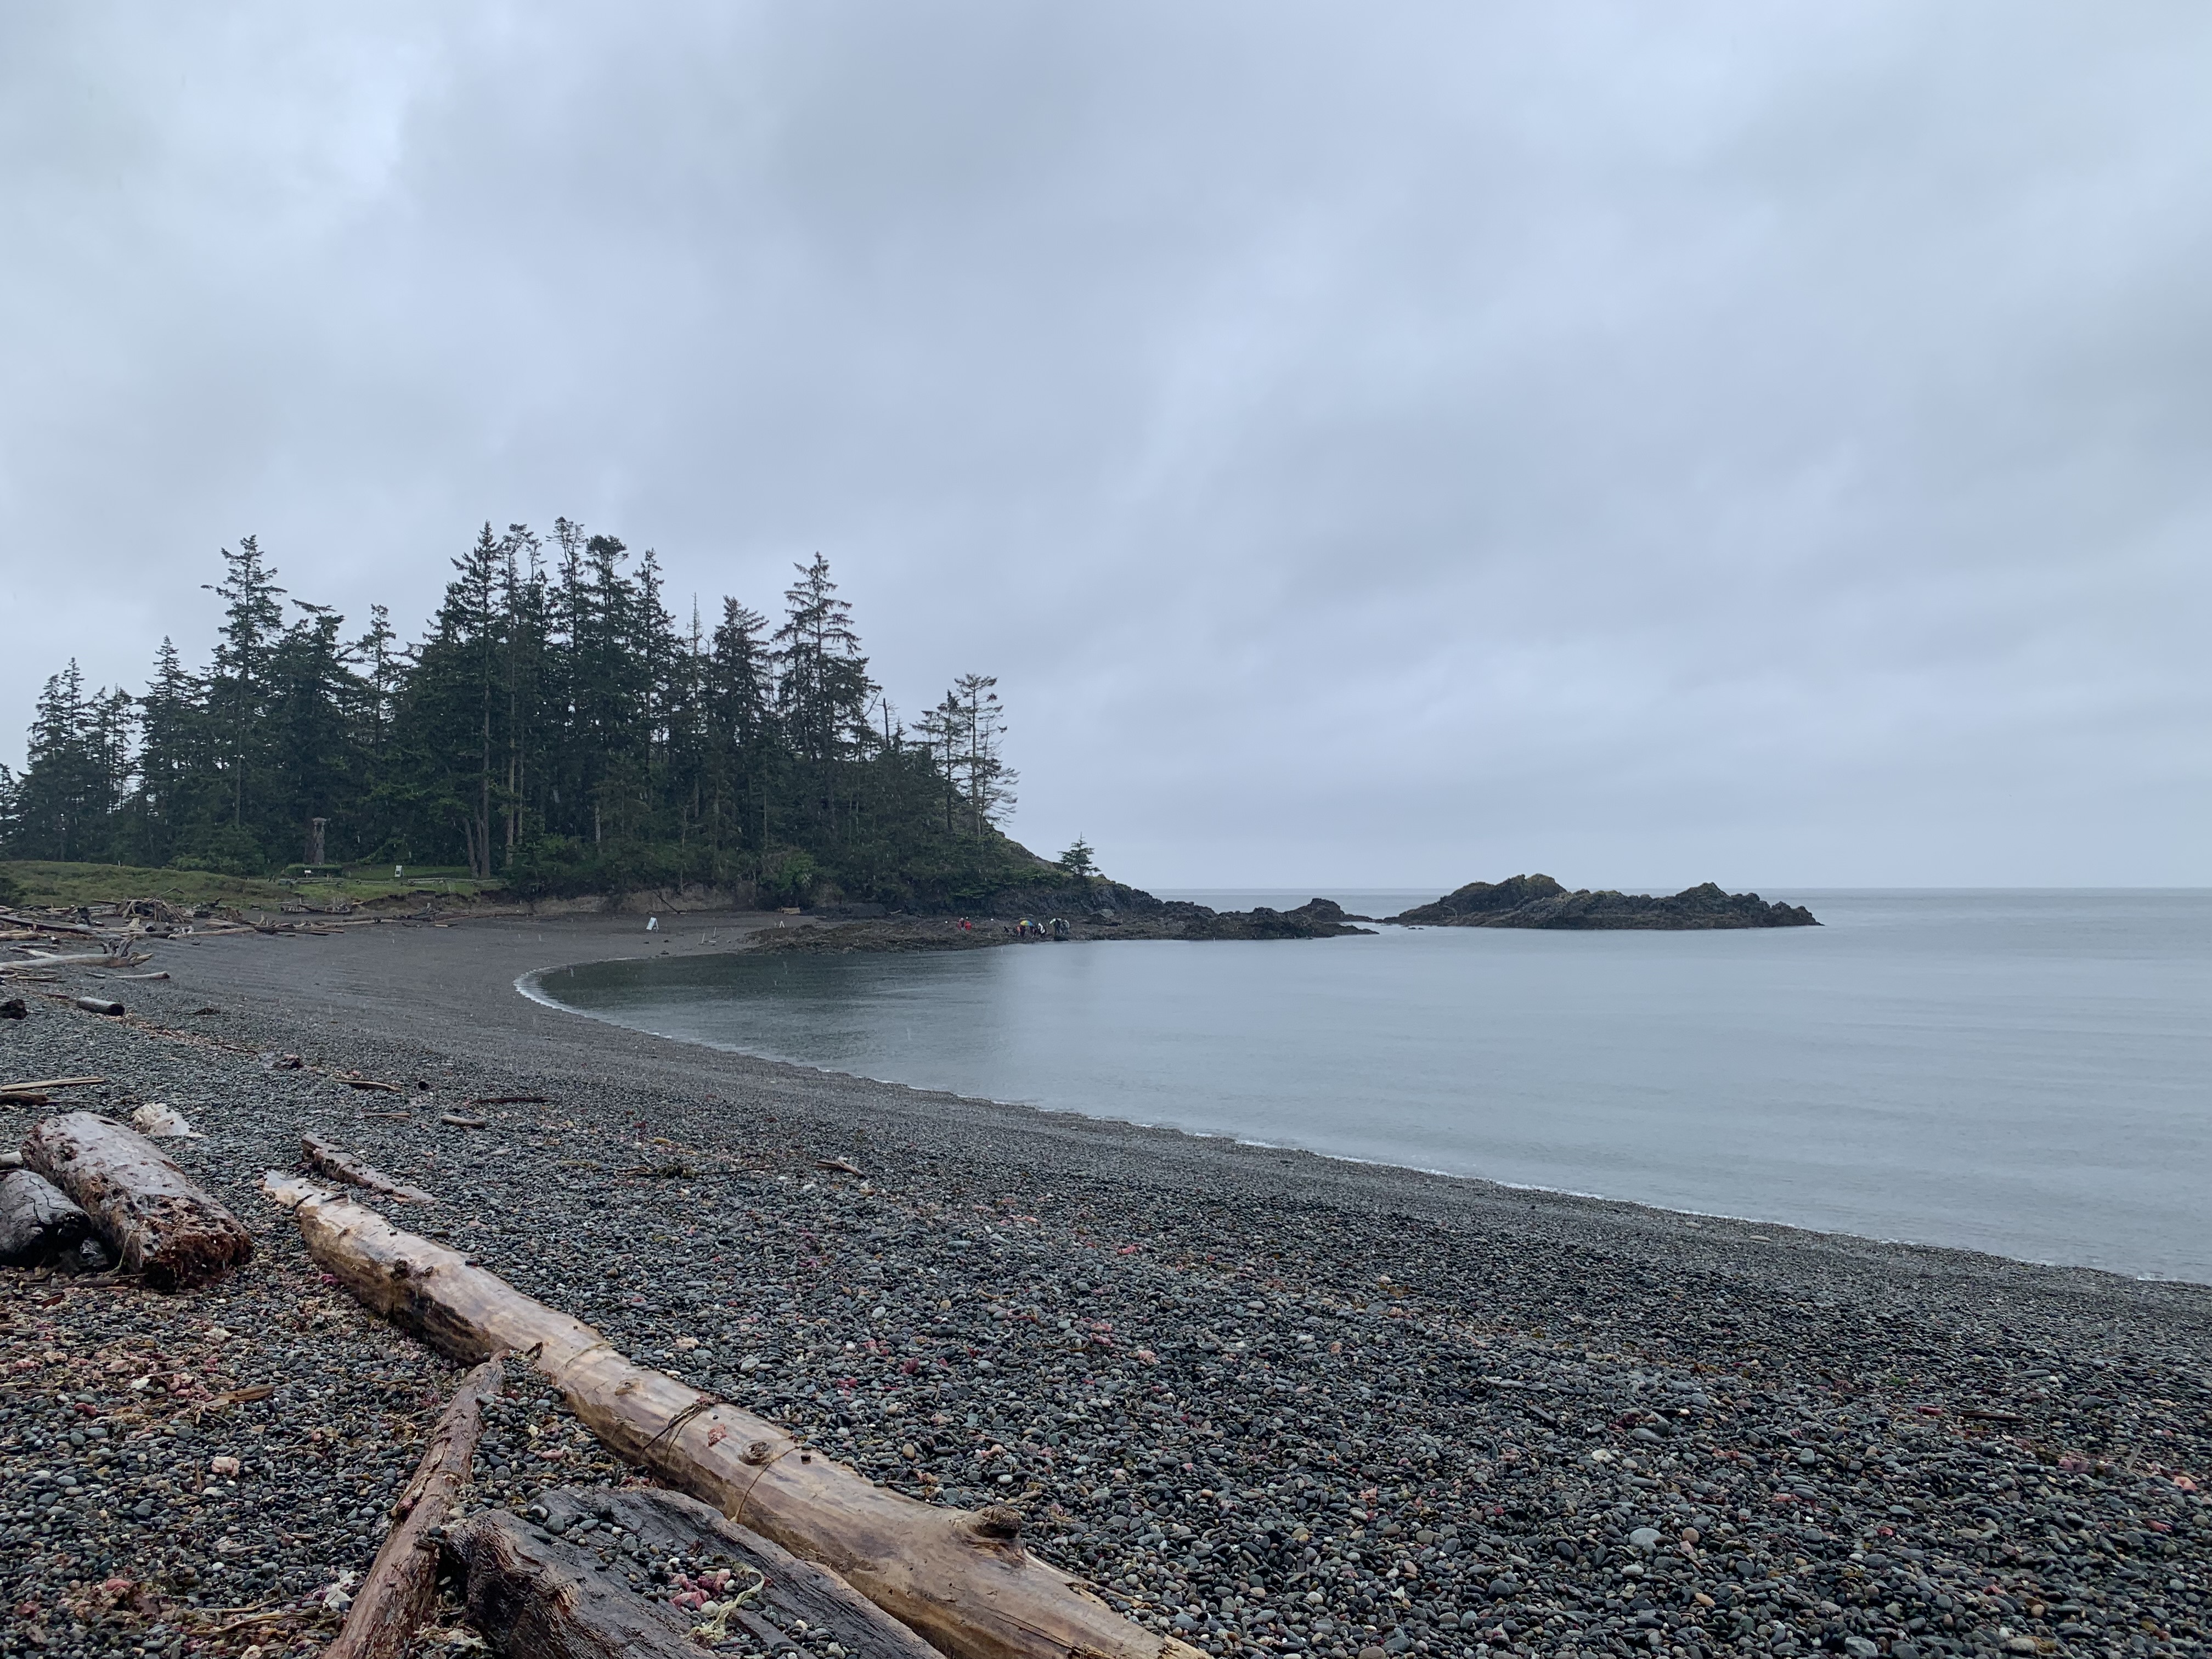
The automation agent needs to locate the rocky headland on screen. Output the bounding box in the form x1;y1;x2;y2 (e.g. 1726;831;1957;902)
1391;877;1819;930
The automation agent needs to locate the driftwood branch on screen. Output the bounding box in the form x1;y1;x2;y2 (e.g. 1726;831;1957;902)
263;1175;1199;1659
1;1075;108;1098
451;1486;939;1659
26;1113;254;1289
321;1353;505;1659
302;1136;436;1204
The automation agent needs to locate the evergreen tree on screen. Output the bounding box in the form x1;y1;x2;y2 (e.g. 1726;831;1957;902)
201;535;286;842
947;672;1017;838
133;638;206;862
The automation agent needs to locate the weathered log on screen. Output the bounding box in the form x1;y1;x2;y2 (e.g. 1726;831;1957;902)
322;1353;504;1659
439;1113;488;1129
451;1486;939;1659
262;1175;1198;1659
26;1113;254;1290
447;1508;705;1659
0;1169;93;1263
302;1135;436;1204
74;995;125;1016
1;1076;107;1096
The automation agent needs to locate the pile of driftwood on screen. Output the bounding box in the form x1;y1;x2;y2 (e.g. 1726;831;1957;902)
265;1173;1199;1659
1;1097;1196;1659
2;1109;252;1283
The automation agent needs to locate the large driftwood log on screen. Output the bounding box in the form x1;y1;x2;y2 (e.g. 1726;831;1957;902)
263;1175;1198;1659
451;1486;940;1659
302;1135;436;1204
26;1112;254;1290
323;1354;505;1659
0;1169;93;1263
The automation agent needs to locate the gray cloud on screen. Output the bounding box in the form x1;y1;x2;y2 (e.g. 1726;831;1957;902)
3;1;2205;885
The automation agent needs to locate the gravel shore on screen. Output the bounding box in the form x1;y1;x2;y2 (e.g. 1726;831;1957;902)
3;915;2207;1659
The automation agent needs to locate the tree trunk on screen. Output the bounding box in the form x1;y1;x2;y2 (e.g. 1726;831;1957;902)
450;1486;941;1659
263;1176;1198;1659
323;1355;505;1659
26;1112;253;1289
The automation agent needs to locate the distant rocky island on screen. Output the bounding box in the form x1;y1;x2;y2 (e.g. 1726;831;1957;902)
1390;873;1819;929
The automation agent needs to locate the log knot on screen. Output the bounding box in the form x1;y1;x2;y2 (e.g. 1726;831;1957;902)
970;1504;1024;1541
742;1440;774;1465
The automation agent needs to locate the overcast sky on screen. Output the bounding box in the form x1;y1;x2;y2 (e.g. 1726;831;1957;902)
3;3;2205;889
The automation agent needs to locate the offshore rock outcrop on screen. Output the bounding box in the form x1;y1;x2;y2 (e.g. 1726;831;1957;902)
1392;874;1818;929
1181;899;1374;940
749;896;1373;953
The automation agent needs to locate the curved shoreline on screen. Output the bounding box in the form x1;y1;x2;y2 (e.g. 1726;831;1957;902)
9;911;2211;1659
514;937;2203;1288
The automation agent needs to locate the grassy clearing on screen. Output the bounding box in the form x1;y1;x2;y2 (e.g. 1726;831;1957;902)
0;859;507;911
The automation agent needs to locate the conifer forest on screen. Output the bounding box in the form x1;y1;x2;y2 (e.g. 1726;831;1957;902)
0;524;1054;907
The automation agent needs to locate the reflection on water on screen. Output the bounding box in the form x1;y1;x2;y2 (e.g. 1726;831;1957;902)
527;890;2212;1282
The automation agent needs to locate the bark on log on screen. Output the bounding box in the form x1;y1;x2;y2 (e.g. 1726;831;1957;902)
302;1135;436;1204
448;1508;701;1659
0;1169;93;1263
451;1486;940;1659
321;1353;504;1659
263;1175;1199;1659
26;1112;254;1290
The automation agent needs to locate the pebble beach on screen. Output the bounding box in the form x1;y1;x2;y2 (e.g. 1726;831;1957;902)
3;913;2207;1659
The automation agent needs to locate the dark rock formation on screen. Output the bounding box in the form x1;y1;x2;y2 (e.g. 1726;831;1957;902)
1392;875;1818;929
1183;900;1374;940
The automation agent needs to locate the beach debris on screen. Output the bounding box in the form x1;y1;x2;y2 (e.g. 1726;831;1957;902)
440;1111;489;1128
302;1133;436;1203
1;997;27;1019
74;995;126;1016
2;1075;108;1099
816;1156;864;1176
259;1173;1203;1659
25;1110;255;1289
130;1102;204;1139
451;1486;934;1659
321;1354;504;1659
0;1168;94;1263
345;1077;405;1093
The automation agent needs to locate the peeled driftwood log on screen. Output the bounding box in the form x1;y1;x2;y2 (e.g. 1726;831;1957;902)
323;1353;505;1659
451;1486;939;1659
263;1175;1198;1659
26;1112;254;1289
302;1135;435;1203
74;995;125;1016
0;1169;93;1263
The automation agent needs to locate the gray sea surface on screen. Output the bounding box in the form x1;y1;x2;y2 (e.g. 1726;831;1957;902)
527;890;2211;1282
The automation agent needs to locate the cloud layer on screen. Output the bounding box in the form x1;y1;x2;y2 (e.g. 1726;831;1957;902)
3;2;2206;885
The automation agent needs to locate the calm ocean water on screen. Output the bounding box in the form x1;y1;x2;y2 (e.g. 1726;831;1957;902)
525;890;2211;1283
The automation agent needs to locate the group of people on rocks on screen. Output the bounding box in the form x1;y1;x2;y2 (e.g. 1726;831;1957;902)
956;916;1070;939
